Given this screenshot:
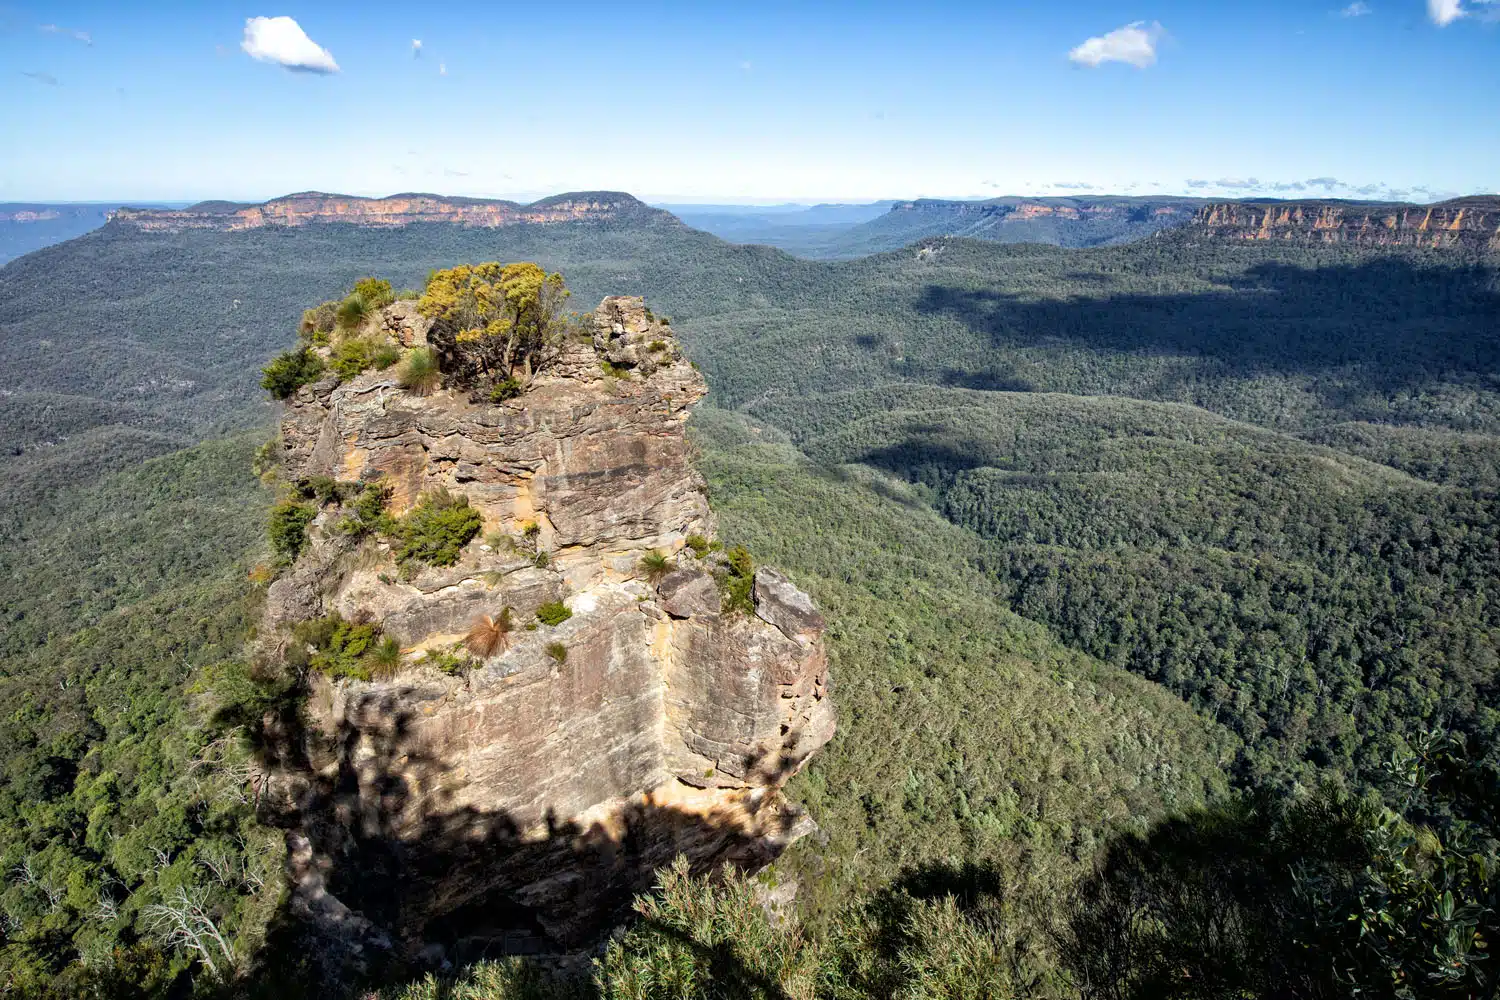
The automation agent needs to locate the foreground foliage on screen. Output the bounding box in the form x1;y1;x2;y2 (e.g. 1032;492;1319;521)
0;438;282;995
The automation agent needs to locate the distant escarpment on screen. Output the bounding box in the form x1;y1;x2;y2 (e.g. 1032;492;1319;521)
857;196;1207;250
110;191;673;232
255;282;833;963
1190;196;1500;250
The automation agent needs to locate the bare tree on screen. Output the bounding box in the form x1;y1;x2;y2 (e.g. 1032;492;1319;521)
142;886;235;978
191;729;271;805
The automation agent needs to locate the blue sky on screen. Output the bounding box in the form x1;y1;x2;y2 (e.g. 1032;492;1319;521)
3;0;1498;203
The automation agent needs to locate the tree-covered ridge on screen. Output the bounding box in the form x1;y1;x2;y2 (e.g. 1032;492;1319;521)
754;386;1500;787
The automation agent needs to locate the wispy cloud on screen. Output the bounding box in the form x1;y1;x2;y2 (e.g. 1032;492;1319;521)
21;70;59;85
39;22;91;44
1068;21;1166;69
1340;1;1372;15
1182;176;1451;202
438;61;447;76
241;16;339;73
1429;0;1466;24
411;38;422;57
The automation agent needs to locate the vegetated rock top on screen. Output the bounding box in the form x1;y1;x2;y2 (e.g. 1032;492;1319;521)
256;287;833;960
111;190;673;232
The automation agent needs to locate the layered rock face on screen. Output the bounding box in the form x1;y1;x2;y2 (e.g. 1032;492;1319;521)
261;297;833;954
111;191;670;232
1191;197;1500;250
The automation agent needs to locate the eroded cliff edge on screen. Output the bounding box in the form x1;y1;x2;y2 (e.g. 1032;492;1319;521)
257;295;833;957
1191;196;1500;250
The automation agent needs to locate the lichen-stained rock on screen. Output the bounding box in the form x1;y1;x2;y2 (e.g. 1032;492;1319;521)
261;296;833;957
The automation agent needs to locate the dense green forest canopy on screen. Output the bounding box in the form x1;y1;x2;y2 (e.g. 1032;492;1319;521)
1;214;1498;996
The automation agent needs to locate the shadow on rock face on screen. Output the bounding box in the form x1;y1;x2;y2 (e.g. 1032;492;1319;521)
246;690;812;985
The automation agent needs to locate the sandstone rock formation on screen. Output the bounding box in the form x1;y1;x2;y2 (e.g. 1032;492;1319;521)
259;296;833;957
111;191;672;232
1191;197;1500;250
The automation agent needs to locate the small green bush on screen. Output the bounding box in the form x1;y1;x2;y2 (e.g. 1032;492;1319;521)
372;343;401;370
393;489;483;568
290;614;382;681
648;340;667;353
545;642;568;664
639;550;672;583
424;648;477;675
599;360;628;379
685;534;711;558
349;482;392;531
536;601;572;627
297;475;345;505
337;280;393;330
533;550;551;568
395;288;421;301
352;277;395;310
400;347;441;395
336;292;373;330
489;377;523;403
330;337;400;381
370;636;402;680
268;499;316;560
719;545;756;615
261;346;326;400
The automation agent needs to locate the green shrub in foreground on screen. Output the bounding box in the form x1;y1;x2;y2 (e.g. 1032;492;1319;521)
260;346;325;399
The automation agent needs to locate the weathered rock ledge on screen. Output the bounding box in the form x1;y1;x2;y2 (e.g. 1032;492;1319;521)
260;296;834;957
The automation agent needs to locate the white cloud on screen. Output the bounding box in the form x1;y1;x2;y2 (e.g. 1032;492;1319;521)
438;61;447;76
411;38;422;57
1429;0;1466;23
1068;21;1165;69
1340;2;1372;15
241;16;339;73
39;23;91;44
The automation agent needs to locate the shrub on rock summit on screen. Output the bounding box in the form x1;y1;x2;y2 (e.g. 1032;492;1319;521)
418;261;571;391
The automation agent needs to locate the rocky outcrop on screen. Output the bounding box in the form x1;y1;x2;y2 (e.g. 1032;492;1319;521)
110;191;674;233
1190;197;1500;250
260;296;833;957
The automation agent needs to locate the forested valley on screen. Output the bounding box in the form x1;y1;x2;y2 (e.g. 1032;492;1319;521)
0;211;1497;997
